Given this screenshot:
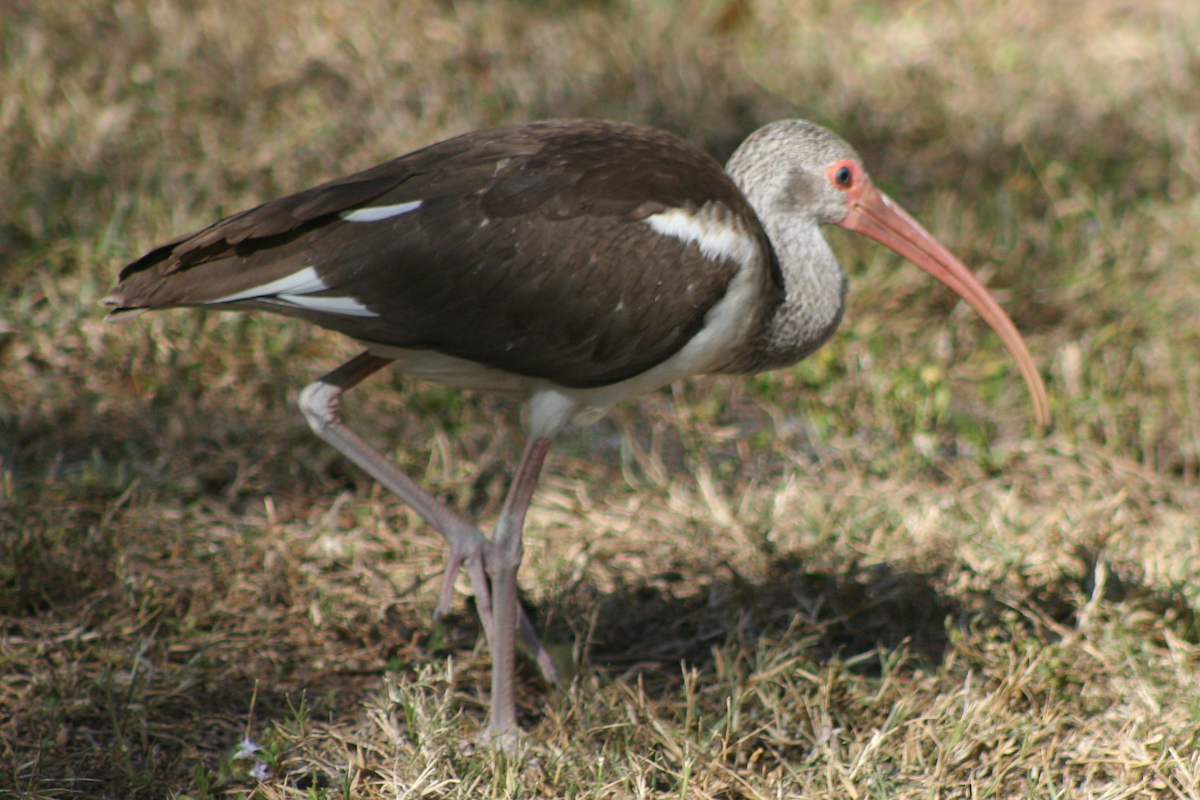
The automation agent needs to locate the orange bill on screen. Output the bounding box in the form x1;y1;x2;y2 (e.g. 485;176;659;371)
838;179;1050;430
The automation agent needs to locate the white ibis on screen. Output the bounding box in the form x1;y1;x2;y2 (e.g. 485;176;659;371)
103;119;1049;741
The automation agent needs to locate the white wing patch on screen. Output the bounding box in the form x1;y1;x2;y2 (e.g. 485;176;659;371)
339;200;422;222
210;266;328;303
645;208;758;269
208;265;379;317
278;294;377;317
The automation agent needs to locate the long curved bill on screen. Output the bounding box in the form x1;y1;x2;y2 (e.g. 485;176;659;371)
839;180;1050;430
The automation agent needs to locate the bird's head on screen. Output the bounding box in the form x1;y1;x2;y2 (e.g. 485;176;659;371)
727;119;863;224
728;119;1050;430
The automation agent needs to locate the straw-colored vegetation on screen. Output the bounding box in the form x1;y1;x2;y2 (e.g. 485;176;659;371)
3;0;1200;796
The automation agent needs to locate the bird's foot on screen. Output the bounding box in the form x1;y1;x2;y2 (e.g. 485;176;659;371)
479;723;521;755
432;539;474;622
432;537;561;685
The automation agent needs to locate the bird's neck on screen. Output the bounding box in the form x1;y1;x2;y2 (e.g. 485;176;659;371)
729;215;848;375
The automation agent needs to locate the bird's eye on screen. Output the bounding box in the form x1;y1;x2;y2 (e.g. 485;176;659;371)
835;165;852;187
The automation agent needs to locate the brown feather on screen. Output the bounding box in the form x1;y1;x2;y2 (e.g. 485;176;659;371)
105;120;777;388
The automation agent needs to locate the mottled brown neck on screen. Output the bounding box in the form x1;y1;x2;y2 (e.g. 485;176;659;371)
719;216;847;375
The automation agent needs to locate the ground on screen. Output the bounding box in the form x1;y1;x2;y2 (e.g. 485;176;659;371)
2;0;1200;797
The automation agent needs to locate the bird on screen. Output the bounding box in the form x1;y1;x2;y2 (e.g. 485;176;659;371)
102;118;1050;743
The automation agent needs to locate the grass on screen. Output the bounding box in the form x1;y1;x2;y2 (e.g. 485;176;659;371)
2;0;1200;796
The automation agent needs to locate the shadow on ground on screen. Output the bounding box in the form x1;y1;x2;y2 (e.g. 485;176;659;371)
571;557;953;678
4;500;1197;797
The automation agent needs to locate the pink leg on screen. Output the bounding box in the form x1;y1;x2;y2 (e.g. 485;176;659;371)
298;352;560;686
483;435;553;741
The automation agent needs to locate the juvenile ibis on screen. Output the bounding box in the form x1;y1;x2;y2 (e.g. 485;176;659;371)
103;119;1049;741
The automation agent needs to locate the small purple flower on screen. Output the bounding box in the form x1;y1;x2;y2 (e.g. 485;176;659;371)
232;737;261;760
249;761;270;781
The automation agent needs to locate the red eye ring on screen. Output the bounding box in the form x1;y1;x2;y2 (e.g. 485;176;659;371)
828;160;859;190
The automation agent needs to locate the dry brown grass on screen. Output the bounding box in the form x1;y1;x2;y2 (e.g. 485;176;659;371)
3;0;1200;797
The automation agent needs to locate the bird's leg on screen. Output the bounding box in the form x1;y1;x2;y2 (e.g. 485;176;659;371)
483;434;553;740
298;351;560;684
299;353;490;608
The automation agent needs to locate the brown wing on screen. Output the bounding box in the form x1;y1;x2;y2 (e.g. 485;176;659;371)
105;120;776;388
